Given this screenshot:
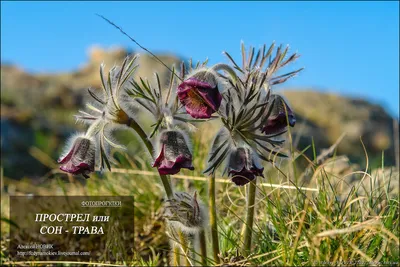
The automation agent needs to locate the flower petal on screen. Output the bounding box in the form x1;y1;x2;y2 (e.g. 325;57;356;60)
230;168;256;186
59;136;95;177
153;131;194;175
153;144;166;168
177;77;222;119
58;148;74;164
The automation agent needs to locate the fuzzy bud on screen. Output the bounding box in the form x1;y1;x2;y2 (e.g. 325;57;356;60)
164;191;205;232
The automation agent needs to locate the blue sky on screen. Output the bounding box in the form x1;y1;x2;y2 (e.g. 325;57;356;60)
1;1;399;117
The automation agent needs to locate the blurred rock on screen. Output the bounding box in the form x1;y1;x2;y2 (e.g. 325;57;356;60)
282;90;397;167
1;46;181;111
1;118;44;178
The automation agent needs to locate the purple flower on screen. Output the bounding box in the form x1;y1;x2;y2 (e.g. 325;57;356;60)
261;95;296;134
228;147;264;186
177;70;222;119
153;130;194;175
58;136;95;178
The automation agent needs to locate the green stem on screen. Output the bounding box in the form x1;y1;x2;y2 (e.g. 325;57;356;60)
243;179;257;256
199;229;208;266
208;172;220;264
128;119;173;198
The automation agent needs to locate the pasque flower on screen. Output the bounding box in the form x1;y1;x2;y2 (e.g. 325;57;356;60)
177;69;222;119
261;95;296;134
227;147;264;186
58;134;95;178
153;130;194;175
164;191;205;232
73;56;138;170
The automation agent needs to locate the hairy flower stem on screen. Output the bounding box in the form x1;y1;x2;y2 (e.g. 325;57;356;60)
211;63;238;83
199;229;208;266
209;172;220;263
242;179;257;256
128;118;196;266
127;119;173;198
85;120;102;137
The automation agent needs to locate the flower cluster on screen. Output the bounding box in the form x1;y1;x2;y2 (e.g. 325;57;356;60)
56;37;302;266
58;42;300;187
57;14;304;264
202;43;301;185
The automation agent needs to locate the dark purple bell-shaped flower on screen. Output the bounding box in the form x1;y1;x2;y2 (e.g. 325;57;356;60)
261;95;296;134
177;70;222;119
153;130;194;175
227;147;264;186
58;136;95;178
